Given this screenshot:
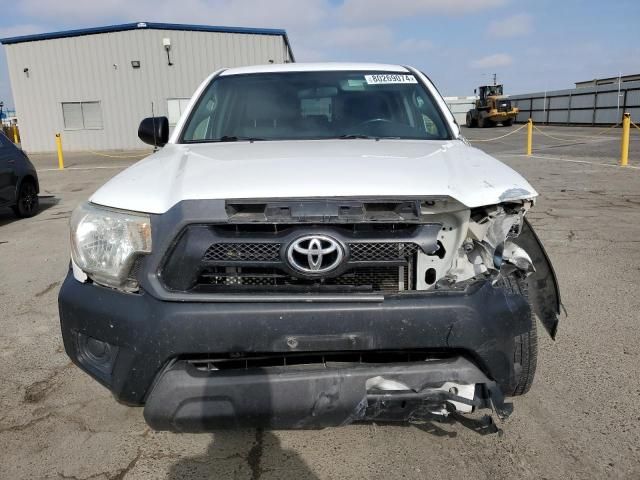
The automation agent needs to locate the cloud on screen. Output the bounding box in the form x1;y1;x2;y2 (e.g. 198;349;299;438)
7;1;450;64
317;25;395;51
297;26;433;63
487;13;533;38
17;0;509;26
338;0;507;23
16;0;329;29
397;38;433;52
470;53;513;68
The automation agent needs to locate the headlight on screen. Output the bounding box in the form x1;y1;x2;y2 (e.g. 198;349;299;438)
70;202;151;290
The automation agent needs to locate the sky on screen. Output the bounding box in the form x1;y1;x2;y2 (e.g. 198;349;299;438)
1;0;639;109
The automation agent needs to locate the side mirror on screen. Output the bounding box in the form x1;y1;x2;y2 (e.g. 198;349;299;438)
138;116;169;147
473;88;477;94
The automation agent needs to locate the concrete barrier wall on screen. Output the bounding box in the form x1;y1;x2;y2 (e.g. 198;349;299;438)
510;80;640;125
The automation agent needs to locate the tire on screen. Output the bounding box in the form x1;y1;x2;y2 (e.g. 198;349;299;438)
477;115;485;128
501;272;538;396
503;119;513;127
12;179;39;218
465;112;475;128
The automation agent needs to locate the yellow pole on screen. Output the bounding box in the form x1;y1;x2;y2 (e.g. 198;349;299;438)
620;113;630;167
12;125;18;144
55;133;64;170
526;118;533;156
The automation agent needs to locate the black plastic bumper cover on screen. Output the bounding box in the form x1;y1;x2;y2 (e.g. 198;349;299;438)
58;271;529;408
144;357;498;431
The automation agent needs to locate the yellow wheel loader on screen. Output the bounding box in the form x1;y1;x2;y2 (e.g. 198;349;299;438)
466;84;519;128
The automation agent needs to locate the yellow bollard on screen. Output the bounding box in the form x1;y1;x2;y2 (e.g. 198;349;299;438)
620;113;630;167
55;133;64;170
12;125;18;144
526;118;533;156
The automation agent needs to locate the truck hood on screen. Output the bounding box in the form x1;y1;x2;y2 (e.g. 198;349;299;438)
90;139;537;214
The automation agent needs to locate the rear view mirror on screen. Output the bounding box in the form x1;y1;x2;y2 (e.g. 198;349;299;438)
298;87;338;99
138;116;169;147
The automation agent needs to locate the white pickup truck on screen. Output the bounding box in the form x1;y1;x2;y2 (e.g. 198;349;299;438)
59;63;560;431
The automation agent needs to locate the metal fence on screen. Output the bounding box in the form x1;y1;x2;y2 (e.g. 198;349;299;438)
510;80;640;125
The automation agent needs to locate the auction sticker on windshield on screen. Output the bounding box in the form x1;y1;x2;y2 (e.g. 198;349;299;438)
364;74;417;84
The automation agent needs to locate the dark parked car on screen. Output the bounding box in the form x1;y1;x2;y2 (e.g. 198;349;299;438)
0;131;39;217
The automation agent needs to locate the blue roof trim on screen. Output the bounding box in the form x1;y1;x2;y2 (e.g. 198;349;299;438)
0;22;292;54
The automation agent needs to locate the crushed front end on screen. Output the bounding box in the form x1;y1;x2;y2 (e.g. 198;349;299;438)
59;197;560;431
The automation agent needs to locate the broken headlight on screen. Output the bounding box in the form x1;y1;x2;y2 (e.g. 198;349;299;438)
70;202;152;290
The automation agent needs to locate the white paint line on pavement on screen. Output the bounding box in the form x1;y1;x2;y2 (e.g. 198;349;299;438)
39;165;132;172
497;153;640;170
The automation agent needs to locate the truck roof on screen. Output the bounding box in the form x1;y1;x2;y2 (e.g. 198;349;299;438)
220;62;411;76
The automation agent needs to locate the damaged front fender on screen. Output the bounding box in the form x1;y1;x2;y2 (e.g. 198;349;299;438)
513;218;561;338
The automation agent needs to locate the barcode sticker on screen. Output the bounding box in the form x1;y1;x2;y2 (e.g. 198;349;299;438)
364;74;417;85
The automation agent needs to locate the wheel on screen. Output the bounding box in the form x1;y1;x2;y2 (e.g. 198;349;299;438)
477;115;486;128
465;112;475;128
503;119;513;127
12;179;39;218
501;272;538;396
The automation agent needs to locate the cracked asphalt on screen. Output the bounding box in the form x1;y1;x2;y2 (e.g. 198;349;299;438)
1;126;639;479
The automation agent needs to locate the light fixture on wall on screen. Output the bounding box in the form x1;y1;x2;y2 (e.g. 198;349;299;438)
23;67;29;78
163;38;173;66
131;60;141;69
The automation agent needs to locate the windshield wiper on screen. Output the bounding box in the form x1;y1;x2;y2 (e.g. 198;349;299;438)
338;134;375;139
337;134;401;140
217;136;264;142
184;136;265;144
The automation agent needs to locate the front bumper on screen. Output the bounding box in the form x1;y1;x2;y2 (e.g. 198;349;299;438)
144;356;510;431
58;271;529;428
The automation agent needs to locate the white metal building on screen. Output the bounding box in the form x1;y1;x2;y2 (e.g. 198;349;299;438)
443;96;476;125
0;22;294;152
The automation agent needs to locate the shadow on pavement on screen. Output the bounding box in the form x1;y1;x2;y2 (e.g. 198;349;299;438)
363;411;501;438
166;413;500;479
0;195;59;227
167;430;320;480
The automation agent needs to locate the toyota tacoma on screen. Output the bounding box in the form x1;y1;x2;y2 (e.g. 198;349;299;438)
58;63;560;431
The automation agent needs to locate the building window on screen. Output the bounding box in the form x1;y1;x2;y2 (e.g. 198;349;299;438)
62;101;103;130
167;98;191;126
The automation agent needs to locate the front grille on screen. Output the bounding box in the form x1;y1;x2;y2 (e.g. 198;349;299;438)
160;222;442;294
203;243;281;262
197;240;417;293
188;350;443;371
197;265;412;293
349;242;418;261
202;241;418;263
497;100;512;112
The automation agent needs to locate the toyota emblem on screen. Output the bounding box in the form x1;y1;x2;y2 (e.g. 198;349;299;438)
286;235;344;275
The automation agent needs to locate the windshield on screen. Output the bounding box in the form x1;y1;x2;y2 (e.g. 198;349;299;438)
181;71;451;142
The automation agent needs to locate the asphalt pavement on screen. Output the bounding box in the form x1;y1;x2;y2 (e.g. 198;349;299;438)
1;126;639;479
